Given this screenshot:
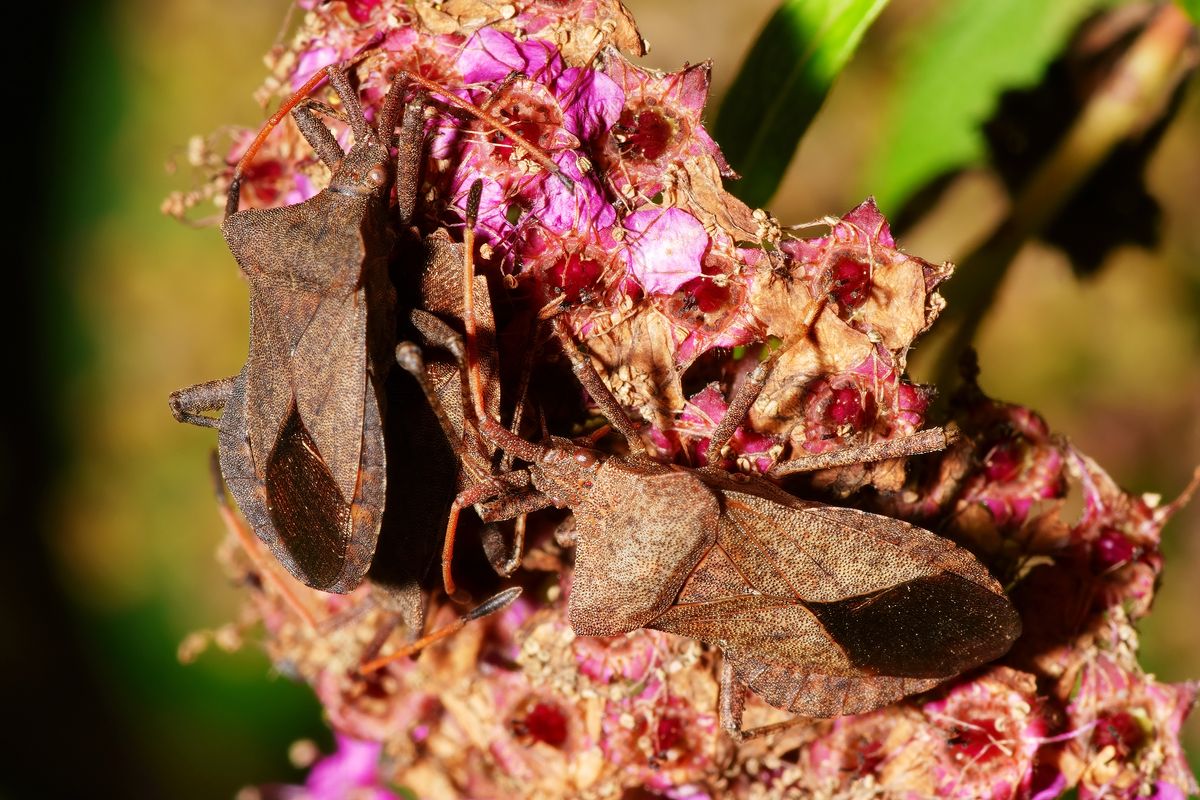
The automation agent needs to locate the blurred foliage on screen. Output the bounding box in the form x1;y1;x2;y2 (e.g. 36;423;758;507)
864;0;1112;210
715;0;890;207
1180;0;1200;25
21;0;1198;795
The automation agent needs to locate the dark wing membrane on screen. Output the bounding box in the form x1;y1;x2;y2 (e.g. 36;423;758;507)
264;403;353;589
806;571;1019;678
649;488;1020;717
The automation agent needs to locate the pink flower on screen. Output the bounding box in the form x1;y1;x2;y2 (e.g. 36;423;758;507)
458;27;564;85
263;734;401;800
678;383;778;472
623;207;709;294
1061;656;1198;799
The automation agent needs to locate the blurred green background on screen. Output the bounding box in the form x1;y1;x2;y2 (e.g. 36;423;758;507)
11;0;1196;796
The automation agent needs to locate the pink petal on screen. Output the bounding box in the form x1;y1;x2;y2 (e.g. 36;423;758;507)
624;208;708;295
555;67;624;142
458;27;562;85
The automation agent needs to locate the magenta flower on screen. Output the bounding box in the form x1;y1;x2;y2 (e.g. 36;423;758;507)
623;207;709;295
173;3;1198;798
263;734;400;800
1059;655;1198;799
678;383;779;472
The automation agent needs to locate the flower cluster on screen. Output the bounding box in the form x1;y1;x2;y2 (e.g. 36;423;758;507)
170;1;1198;798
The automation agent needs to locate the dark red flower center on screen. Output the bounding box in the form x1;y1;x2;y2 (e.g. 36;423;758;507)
513;701;569;747
829;255;871;309
654;715;683;754
241;159;284;205
618;108;675;161
949;718;1003;763
550;253;603;301
1093;712;1144;760
488;94;564;162
1092;527;1138;571
829;386;866;429
984;440;1023;482
342;0;380;23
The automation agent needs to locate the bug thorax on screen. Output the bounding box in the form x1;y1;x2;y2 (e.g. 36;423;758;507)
529;437;606;508
328;138;392;200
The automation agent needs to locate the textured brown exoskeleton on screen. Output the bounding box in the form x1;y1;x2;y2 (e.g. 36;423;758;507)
384;185;1022;735
169;65;421;592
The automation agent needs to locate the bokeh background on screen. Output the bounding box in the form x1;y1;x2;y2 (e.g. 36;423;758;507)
9;0;1197;796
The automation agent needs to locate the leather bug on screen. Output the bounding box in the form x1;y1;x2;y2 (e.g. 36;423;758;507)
169;65;418;592
168;62;562;597
368;183;1022;736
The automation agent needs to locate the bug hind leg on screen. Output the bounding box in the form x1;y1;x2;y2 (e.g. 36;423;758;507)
718;658;805;742
169;376;235;429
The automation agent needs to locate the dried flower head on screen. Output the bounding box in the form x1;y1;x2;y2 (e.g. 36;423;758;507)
172;2;1198;798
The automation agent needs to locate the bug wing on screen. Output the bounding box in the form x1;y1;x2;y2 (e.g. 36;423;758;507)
290;287;369;504
650;487;1021;717
221;199;378;591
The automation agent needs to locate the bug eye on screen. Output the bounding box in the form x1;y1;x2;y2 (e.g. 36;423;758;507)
366;165;387;187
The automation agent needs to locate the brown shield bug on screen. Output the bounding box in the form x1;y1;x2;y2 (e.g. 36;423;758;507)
366;182;1022;735
168;61;564;597
169;64;418;593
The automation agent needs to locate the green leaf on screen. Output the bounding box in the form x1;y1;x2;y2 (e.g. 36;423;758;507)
1178;0;1200;26
715;0;890;208
863;0;1108;212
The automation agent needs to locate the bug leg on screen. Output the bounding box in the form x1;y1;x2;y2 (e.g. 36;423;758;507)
704;350;781;466
477;485;556;577
441;471;540;597
480;515;527;577
291;99;346;168
395;340;465;458
769;425;956;477
385;82;425;227
409;309;467;362
548;319;647;456
323;66;370;142
358;587;523;673
208;452;319;630
718;658;804;741
169;376;235;429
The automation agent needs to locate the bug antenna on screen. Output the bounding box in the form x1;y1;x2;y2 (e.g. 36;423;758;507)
358;588;522;673
226;67;329;218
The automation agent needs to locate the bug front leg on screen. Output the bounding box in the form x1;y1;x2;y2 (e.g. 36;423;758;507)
549;319;647;456
290;99;346;168
169;376;235;429
704;350;780;466
442;470;543;597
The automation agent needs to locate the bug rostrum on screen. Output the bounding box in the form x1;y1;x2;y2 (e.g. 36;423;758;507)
375;181;1022;736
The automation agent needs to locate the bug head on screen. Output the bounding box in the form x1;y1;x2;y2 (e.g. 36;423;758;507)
327;136;392;199
531;438;606;507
